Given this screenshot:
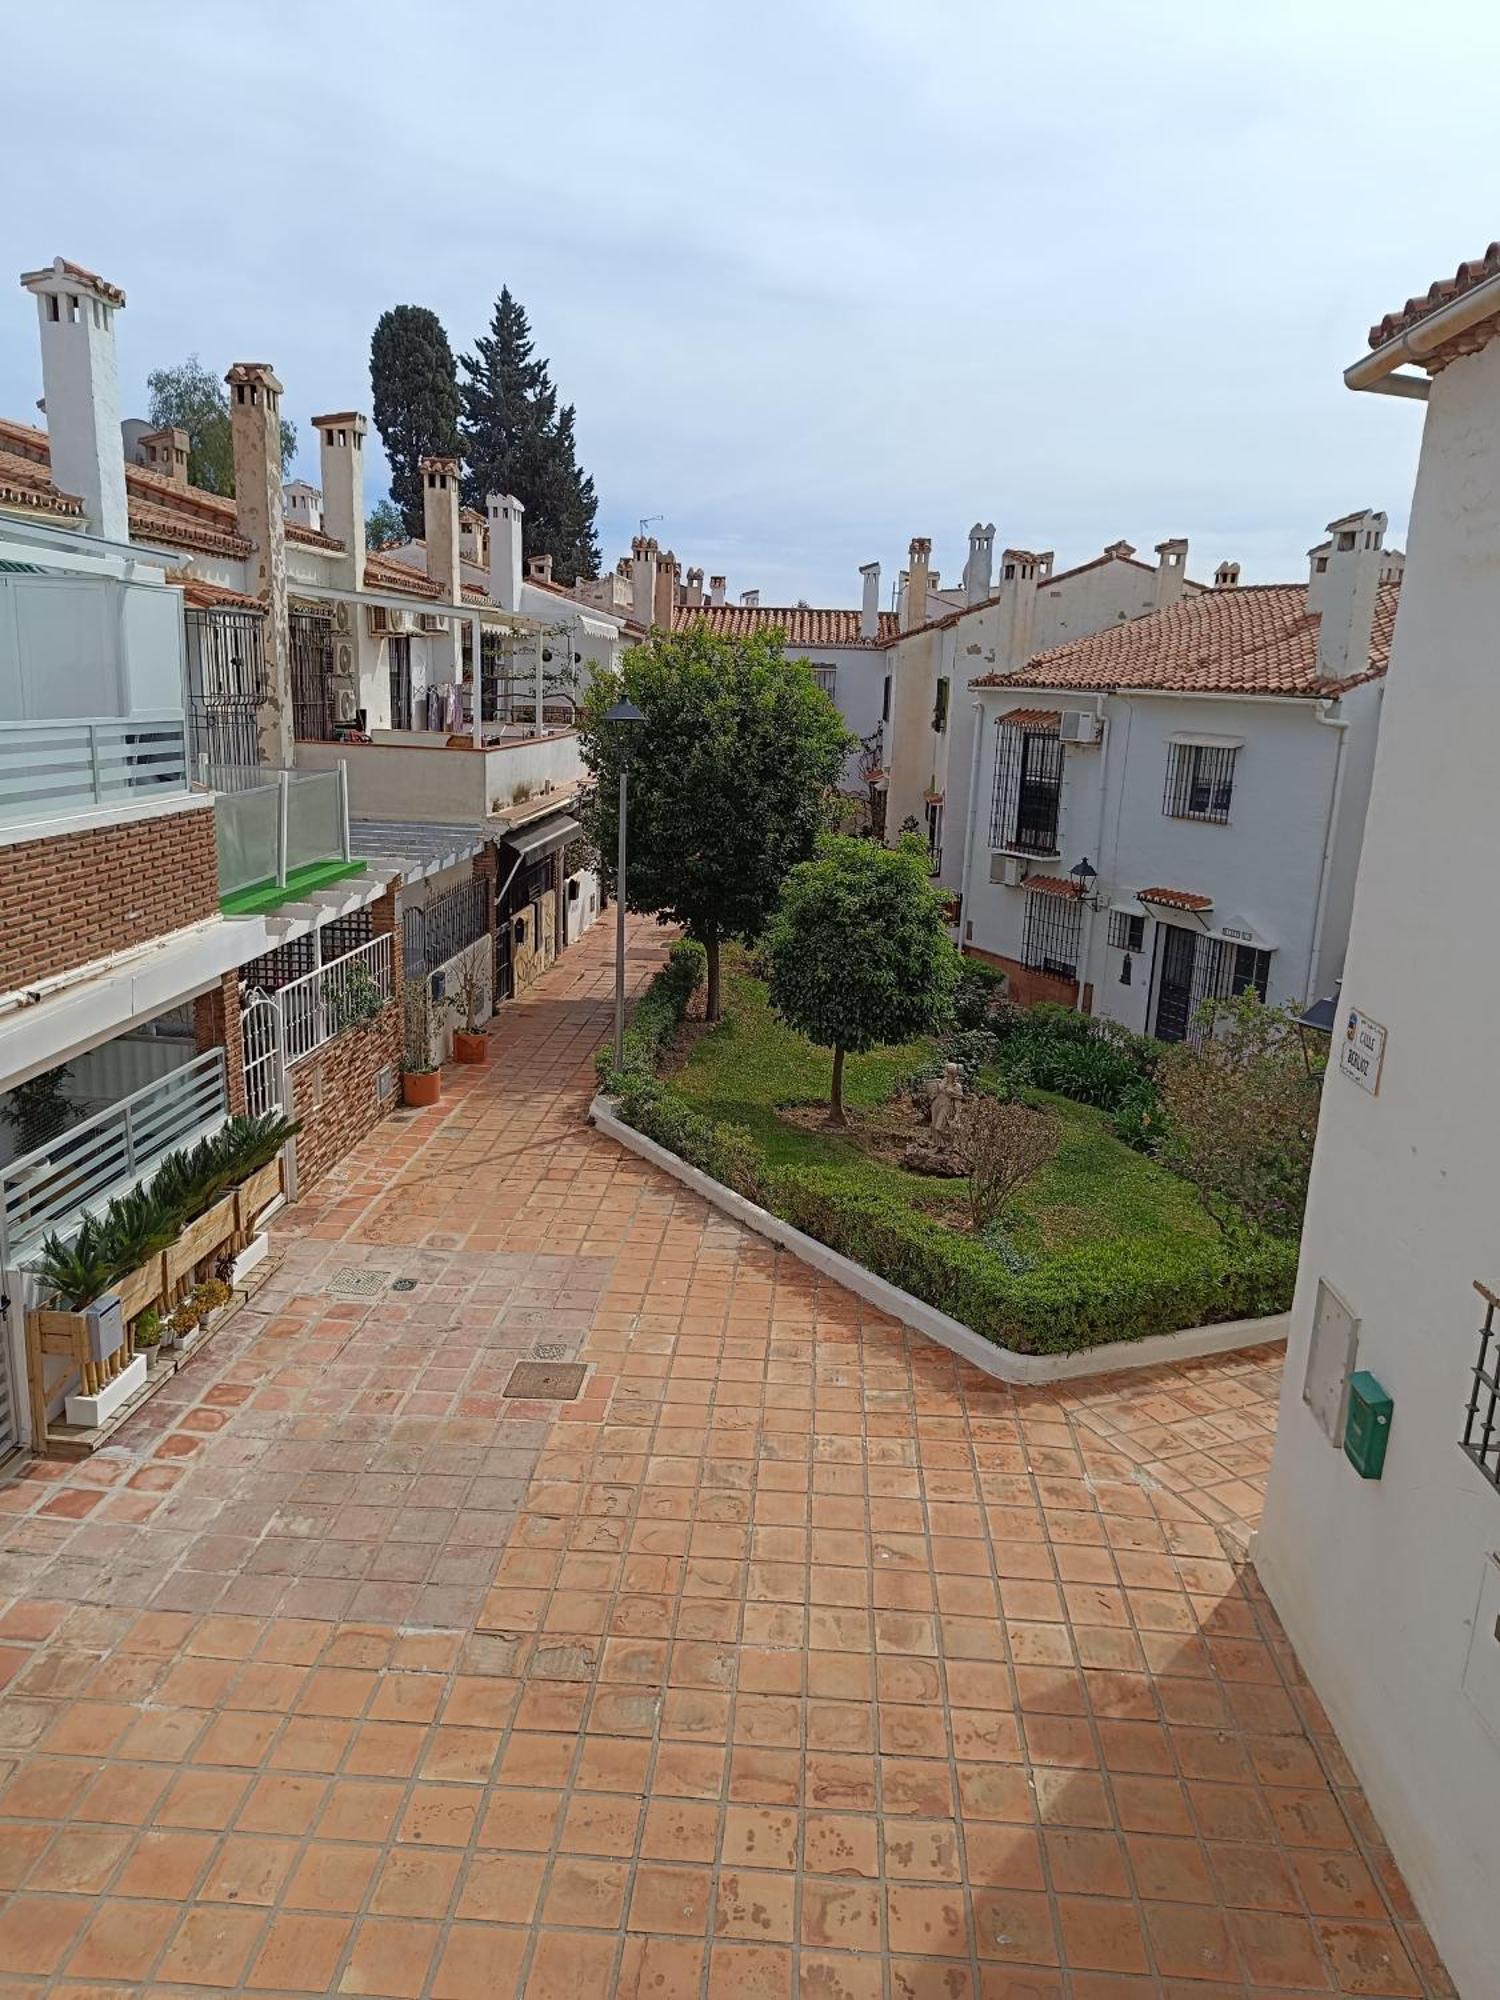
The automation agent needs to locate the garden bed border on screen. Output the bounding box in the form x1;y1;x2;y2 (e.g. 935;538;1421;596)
592;1094;1288;1385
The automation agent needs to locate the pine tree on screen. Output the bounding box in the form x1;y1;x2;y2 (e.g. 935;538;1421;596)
459;288;600;584
369;306;462;538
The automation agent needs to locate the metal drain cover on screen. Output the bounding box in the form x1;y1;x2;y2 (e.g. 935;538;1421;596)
532;1342;567;1361
504;1362;587;1401
391;1279;418;1293
327;1268;391;1298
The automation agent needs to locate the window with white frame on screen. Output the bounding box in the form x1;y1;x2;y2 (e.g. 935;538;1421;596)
810;664;837;698
1164;741;1237;823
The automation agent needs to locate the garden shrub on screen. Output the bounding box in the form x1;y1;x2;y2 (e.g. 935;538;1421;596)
952;956;1007;1031
595;938;705;1093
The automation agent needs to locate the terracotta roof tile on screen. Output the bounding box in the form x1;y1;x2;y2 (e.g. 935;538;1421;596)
19;258;125;307
970;580;1399;700
674;603;899;648
1023;874;1079;899
1139;886;1212;912
1370;242;1500;355
174;576;263;612
998;707;1061;730
364;552;442;599
0;446;81;519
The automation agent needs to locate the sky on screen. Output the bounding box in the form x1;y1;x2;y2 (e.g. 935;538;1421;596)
4;0;1499;605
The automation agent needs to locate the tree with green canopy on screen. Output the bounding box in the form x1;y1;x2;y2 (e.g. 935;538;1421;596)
369;305;462;537
146;355;296;496
578;628;852;1023
364;497;405;549
763;834;960;1124
459;287;600;583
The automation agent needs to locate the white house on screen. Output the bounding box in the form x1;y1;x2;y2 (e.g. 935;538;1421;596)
950;514;1396;1028
1256;240;1500;2000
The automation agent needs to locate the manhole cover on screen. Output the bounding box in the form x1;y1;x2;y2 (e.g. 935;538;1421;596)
532;1342;567;1361
327;1268;390;1298
391;1279;418;1293
504;1361;587;1401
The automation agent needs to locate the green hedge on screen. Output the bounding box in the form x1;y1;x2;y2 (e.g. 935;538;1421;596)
609;1078;1295;1355
594;938;706;1094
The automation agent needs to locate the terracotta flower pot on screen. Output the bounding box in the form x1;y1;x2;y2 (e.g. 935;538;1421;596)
402;1069;441;1108
453;1031;488;1065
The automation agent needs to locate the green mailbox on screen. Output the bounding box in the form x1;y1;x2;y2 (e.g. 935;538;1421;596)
1343;1371;1393;1479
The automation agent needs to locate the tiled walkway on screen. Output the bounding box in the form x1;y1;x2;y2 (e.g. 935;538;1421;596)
0;917;1450;1996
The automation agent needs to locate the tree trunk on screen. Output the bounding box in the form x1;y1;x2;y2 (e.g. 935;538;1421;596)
704;929;721;1024
829;1045;847;1126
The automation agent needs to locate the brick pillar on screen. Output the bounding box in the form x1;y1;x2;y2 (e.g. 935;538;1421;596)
472;846;498;943
194;972;247;1116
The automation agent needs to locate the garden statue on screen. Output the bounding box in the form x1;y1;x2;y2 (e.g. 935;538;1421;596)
929;1062;964;1135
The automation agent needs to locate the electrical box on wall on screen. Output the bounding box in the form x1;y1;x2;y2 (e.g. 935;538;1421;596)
1343;1371;1393;1479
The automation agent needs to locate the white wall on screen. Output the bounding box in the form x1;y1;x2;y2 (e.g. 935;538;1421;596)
296;731;584;822
1032;557;1160;650
1256;332;1500;2000
962;687;1348;1029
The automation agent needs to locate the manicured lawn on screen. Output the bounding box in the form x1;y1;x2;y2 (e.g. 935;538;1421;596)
670;955;1217;1260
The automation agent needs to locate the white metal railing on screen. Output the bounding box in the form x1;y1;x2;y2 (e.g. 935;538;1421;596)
0;715;189;826
212;763;351;897
0;1047;228;1251
278;934;392;1066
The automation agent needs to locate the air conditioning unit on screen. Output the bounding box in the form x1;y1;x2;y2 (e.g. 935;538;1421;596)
333;687;359;724
335;642;354;676
332;602;353;637
367;606;390;636
420;613;444;633
1059;709;1101;745
989;854;1026;887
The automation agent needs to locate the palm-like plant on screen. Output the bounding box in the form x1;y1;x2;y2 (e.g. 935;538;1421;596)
29;1220;116;1310
98;1185;177;1274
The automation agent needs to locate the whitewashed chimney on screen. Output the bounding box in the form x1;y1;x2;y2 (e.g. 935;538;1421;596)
1153;537;1189;610
859;561;881;641
487;494;524;612
992;548;1042;669
1213;559;1241;589
708;574;726;607
1312;508;1387;680
964;523;995;606
311;412;366;588
902;538;932;633
459;509;487;568
740;588;760;608
631;535;658;626
20;256;128;541
685;566;705;609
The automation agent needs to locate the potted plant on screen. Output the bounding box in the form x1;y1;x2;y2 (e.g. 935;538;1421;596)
133;1309;166;1374
450;953;488;1064
401;976;441;1105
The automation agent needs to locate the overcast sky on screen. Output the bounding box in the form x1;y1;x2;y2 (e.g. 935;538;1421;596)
4;1;1497;603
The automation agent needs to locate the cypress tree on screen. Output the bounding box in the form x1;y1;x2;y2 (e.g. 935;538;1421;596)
459;288;600;584
369;306;462;538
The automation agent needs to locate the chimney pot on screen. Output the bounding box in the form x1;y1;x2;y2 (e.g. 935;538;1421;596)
1213;559;1241;589
1153;537;1189;611
488;493;525;613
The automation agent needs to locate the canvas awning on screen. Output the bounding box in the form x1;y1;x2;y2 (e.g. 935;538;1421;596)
501;812;582;865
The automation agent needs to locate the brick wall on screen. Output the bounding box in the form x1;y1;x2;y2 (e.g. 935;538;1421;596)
288;884;404;1192
963;945;1091;1014
0;805;219;993
193;972;248;1116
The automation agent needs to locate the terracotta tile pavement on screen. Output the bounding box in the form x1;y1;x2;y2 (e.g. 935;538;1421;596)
0;916;1452;1995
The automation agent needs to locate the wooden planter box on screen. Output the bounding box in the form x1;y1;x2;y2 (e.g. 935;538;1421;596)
164;1194;237;1290
114;1256;165;1324
233;1159;283;1237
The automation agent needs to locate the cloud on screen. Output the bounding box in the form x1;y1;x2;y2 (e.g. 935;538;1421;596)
0;0;1487;600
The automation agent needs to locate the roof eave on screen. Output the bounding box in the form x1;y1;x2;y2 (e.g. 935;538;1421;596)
1347;267;1500;393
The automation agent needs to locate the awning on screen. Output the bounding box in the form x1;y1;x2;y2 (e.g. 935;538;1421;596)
1168;730;1244;749
1138;885;1213;913
501;812;582;864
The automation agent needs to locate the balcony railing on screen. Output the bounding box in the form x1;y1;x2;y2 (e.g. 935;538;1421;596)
278;934;393;1066
0;1047;228;1254
0;715;189;827
213;765;352;903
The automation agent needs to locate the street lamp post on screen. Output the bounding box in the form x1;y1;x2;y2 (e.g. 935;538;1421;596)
605;697;646;1072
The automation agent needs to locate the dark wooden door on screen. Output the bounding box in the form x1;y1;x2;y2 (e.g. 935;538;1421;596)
1153;924;1198;1043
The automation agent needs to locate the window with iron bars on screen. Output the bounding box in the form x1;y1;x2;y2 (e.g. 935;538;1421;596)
810;664;837;699
1021;889;1082;979
402;879;489;976
1164;742;1237;823
1108;910;1145;953
185;608;267;771
990;723;1063;854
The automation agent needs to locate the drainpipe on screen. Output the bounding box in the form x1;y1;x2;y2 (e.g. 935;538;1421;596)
1304;702;1349;1006
1072;694;1109;1013
955;700;986;946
